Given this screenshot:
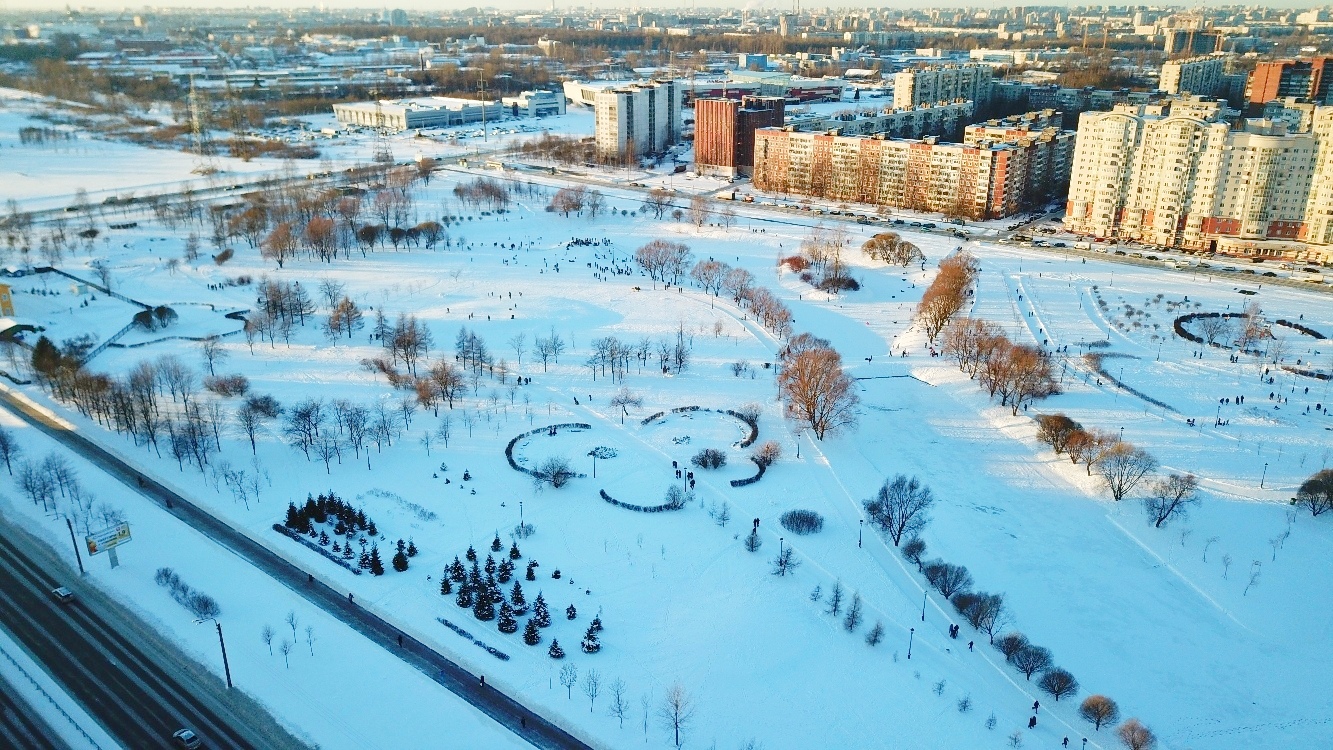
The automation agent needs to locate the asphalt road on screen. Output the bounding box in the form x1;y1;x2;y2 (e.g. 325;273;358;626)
0;521;304;750
0;390;591;750
0;668;69;750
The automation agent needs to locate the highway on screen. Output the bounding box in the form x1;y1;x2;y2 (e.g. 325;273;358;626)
0;389;592;750
0;518;306;750
0;669;70;750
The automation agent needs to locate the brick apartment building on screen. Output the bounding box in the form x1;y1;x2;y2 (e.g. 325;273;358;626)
694;96;785;177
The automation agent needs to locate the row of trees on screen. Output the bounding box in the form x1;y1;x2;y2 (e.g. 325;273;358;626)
861;231;924;268
941;318;1060;415
1033;414;1163;503
548;186;608;218
916;249;980;343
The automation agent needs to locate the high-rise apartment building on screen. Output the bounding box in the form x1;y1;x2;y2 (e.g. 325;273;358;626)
1248;58;1333;106
751;118;1072;219
1164;29;1223;56
1064;99;1333;260
593;80;682;160
1159;54;1227;97
892;64;994;109
694;96;785;177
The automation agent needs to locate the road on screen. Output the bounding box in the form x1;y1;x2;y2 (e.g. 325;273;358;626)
0;669;70;750
0;518;305;750
0;389;592;750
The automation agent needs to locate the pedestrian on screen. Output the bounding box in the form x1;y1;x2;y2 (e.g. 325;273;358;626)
521;717;527;729
348;593;354;604
968;641;973;651
1062;738;1069;748
307;573;314;585
480;675;486;687
1033;700;1040;713
398;634;403;647
1028;716;1037;729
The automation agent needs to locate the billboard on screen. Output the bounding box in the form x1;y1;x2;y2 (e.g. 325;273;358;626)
85;522;131;556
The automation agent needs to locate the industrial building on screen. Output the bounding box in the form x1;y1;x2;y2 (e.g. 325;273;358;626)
332;97;505;131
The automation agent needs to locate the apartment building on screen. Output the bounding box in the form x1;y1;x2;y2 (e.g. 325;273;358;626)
1064;100;1333;261
1248;57;1333;106
694;96;786;177
751;122;1072;219
1159;54;1227;97
788;99;974;140
892;64;994;109
593;80;682;160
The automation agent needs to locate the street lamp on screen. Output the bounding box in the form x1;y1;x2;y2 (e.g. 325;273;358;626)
921;590;927;622
1261;462;1268;488
907;627;915;659
858;519;863;548
194;618;233;689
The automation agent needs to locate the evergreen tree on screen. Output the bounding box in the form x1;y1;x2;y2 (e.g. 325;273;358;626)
548;639;565;659
498;559;514;583
590;615;603;633
510;582;527;611
30;336;61;378
369;545;385;576
396;538;406;553
497;602;518;634
526;561;538;581
407;539;418;557
465;545;477;561
523;618;541;646
491;534;503;552
358;550;370;569
285;503;302;530
469;561;482;589
484;555;497;576
449;557;466;582
392;549;409;572
456;585;474;608
566;604;577;620
318;530;330;546
366;520;378;536
509;542;522;560
473;588;495;621
534;593;552;627
440;577;453;596
581;624;601;654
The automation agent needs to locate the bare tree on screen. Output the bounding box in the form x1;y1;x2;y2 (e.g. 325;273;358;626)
658;683;695;749
1012;644;1053;679
1038;668;1079;701
261;624;275;655
1194;314;1232;347
1097;443;1158;501
200;338;227;377
1295;469;1333;516
582;669;601;712
864;474;934;546
0;425;22;475
924;561;973;598
508;333;526;366
1035;414;1082;455
688;195;711;229
559;663;578;699
279;639;292;668
778;345;858;439
952;592;1006;643
1117;719;1156;750
843;593;863;631
1079;695;1120;731
607;677;630;728
771;546;800;576
1144;473;1199;527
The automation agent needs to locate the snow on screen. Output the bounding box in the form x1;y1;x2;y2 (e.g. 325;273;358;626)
1;110;1331;749
0;625;119;750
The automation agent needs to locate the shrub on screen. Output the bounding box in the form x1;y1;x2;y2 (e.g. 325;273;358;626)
780;255;810;271
534;456;575;488
664;485;692;509
817;275;860;292
214;248;234;265
204;374;250;397
691;448;727;469
780;509;825;535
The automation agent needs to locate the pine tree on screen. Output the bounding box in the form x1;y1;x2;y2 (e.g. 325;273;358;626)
318;531;330;546
366;520;378;536
491;534;503;552
469;561;482;588
498;602;518;634
369;545;385;576
396;538;406;554
358;550;370;569
465;545;477;561
473;588;495;621
440;577;453;596
566;604;577;620
456;585;474;608
285;503;302;530
526;561;537;581
534;593;552;627
484;555;497;576
498;559;514;583
510;581;527;611
548;639;565;659
523;618;542;646
590;615;603;633
581;623;601;654
407;539;418;557
449;557;466;582
509;542;522;560
392;549;409;572
866;621;885;647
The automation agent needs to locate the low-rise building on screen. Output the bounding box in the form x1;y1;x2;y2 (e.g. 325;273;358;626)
333;97;504;131
501;90;566;118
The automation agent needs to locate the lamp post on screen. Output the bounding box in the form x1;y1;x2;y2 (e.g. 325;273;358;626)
1261;462;1268;488
907;627;915;660
65;517;85;576
195;618;233;689
519;501;524;528
921;590;927;622
858;519;863;548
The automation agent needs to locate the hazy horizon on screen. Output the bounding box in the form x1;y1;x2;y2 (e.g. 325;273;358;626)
7;1;1332;13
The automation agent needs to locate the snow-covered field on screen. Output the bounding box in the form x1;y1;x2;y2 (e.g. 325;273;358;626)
1;113;1331;750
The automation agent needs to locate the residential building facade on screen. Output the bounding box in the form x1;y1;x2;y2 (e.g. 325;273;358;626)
1159;54;1227;97
892;63;994;109
593;80;682;160
694;96;786;177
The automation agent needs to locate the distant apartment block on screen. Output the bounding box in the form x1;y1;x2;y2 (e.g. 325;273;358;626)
788;100;974;141
694;96;785;177
332;97;504;131
892;64;993;109
1164;28;1223;56
1064;100;1333;261
593;80;682;160
751;117;1073;220
1248;58;1333;106
1159;54;1227;97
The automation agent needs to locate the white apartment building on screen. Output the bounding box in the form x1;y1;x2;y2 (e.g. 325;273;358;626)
593;80;682;160
892;64;994;109
1158;54;1227;97
1064;100;1333;261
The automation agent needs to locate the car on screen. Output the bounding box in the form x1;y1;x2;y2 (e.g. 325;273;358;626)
51;586;74;603
892;219;905;225
172;729;203;749
1053;242;1066;248
922;222;937;229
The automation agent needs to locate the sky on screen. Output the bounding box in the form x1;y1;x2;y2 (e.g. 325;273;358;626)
3;1;1325;12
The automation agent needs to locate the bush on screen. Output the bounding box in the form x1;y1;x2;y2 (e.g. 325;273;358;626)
751;440;782;467
780;509;825;535
817;275;860;292
214;248;234;265
534;456;575;488
204;374;250;397
781;255;810;271
691;448;727;470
